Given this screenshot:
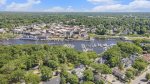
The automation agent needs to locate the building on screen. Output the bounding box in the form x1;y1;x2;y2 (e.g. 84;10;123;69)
72;64;85;79
43;76;60;84
112;68;126;81
143;54;150;63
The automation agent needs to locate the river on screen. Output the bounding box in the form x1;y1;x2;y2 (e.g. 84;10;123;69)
0;38;126;53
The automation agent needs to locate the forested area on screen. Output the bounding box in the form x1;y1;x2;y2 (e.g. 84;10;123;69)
0;41;149;83
0;44;104;84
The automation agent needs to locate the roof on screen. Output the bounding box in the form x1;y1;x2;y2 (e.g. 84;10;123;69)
112;68;125;79
43;76;60;84
143;54;150;63
0;29;5;33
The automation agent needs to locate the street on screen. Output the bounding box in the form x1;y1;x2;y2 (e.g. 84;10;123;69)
131;66;150;84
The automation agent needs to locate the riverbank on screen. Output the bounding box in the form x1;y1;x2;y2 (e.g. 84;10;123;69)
1;33;150;42
0;33;18;40
89;34;150;41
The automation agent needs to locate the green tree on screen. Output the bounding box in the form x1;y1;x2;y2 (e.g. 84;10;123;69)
91;63;112;74
0;74;8;84
60;76;66;84
145;73;150;81
102;46;121;67
83;69;94;81
24;72;41;84
10;69;25;82
117;42;143;56
47;60;59;70
82;81;95;84
40;66;52;81
66;74;79;84
132;59;148;71
125;71;134;79
95;80;105;84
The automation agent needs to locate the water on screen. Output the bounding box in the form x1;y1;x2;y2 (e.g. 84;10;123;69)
0;38;124;53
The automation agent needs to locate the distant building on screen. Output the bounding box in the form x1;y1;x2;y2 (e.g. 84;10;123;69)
13;28;23;34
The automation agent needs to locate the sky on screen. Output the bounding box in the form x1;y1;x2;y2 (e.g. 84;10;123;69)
0;0;150;12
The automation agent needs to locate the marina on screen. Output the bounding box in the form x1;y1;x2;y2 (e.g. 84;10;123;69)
0;38;126;53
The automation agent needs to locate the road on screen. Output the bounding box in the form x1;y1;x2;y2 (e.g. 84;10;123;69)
131;66;150;84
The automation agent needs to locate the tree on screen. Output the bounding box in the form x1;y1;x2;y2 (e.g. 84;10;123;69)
66;74;79;84
47;60;59;70
102;45;121;67
83;69;94;81
60;76;66;84
132;59;148;71
95;80;105;84
117;42;143;56
82;81;95;84
40;66;52;81
145;73;150;81
10;69;25;82
24;72;41;84
87;52;97;59
78;53;91;65
125;71;134;79
0;74;8;84
60;68;78;84
91;63;112;74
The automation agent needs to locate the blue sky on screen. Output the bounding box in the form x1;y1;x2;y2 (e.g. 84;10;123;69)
0;0;150;12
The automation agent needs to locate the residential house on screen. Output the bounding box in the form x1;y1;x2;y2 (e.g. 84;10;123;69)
43;76;60;84
13;28;23;34
72;64;85;80
121;58;132;68
112;68;126;81
143;54;150;63
96;57;106;64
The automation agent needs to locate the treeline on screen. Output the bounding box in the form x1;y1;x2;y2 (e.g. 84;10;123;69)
0;44;104;84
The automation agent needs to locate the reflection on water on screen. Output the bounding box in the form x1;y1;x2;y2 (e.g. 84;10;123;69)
0;38;125;53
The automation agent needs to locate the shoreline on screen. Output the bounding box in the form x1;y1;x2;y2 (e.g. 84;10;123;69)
0;35;150;41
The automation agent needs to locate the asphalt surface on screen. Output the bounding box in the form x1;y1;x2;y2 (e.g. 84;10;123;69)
131;67;150;84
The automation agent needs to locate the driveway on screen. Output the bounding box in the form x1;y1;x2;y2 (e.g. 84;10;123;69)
131;67;150;84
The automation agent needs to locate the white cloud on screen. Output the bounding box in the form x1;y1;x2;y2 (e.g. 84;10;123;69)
87;0;115;4
6;0;41;11
91;0;150;12
0;0;6;5
44;6;75;12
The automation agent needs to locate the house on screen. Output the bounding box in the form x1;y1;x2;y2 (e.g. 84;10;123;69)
29;31;41;35
122;29;130;35
121;58;132;68
65;31;74;38
143;54;150;63
37;36;48;40
13;28;23;34
43;76;60;84
96;57;106;64
121;54;138;68
72;64;85;79
112;68;126;80
80;30;88;38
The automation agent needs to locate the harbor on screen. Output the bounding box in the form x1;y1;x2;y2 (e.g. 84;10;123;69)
0;38;126;53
